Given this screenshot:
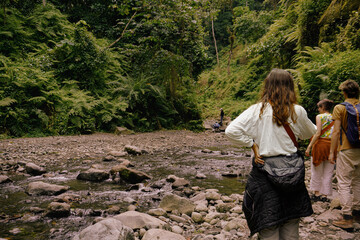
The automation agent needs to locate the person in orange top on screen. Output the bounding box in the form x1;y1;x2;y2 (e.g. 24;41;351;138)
305;99;336;202
329;79;360;230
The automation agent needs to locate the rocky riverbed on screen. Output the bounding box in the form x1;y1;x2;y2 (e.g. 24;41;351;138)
0;130;359;240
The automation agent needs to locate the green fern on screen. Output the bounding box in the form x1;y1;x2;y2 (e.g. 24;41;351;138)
0;97;17;107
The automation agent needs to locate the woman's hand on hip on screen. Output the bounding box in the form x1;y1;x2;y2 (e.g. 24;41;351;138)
252;142;264;165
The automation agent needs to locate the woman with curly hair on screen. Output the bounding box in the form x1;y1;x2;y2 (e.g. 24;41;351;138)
226;69;316;239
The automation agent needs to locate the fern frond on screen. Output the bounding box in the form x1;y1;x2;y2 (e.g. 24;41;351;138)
0;97;17;107
27;96;47;104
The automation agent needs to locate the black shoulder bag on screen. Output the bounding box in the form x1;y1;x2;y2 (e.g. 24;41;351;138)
258;123;305;192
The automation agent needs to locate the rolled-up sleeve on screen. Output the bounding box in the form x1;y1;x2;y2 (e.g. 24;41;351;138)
225;105;256;148
295;106;317;140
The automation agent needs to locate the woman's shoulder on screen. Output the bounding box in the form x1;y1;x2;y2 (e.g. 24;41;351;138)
294;104;307;114
293;104;312;120
244;103;263;113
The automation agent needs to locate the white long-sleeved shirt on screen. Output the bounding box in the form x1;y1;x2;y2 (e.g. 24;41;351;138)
225;103;316;157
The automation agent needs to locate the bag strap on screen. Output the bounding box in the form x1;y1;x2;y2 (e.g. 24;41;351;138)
353;104;360;141
283;123;299;149
320;121;334;137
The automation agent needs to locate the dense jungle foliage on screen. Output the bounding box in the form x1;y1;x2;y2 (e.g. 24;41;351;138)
1;0;360;137
198;0;360;122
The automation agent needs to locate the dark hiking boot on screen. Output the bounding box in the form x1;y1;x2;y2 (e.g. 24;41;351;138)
333;215;354;231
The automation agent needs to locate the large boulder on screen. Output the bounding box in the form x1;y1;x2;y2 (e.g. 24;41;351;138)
25;163;46;176
142;229;185;240
77;168;109;182
26;181;69;196
73;218;134;240
159;194;195;215
113;211;166;230
111;165;151;184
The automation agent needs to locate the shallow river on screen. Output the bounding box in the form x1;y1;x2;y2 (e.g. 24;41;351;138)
0;133;252;239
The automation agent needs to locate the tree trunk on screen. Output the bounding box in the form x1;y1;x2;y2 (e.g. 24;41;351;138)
3;0;6;25
211;16;219;66
227;32;234;75
227;0;234;75
42;0;46;6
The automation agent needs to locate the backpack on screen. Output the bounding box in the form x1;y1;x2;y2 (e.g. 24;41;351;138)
340;102;360;145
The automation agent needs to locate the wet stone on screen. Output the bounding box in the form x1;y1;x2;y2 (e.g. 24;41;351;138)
166;175;178;183
55;193;81;203
29;207;44;214
108;151;127;157
114;126;134;135
45;202;70;218
0;175;12;184
76;168;109;182
106;205;121;215
117;159;133;167
116;166;151;184
149;179;167;189
123;197;136;203
148;208;166;216
216;203;236;213
26;181;69;196
195;173;207;179
124;145;142;155
205;191;221;201
9;228;21;235
25;162;46;176
169;214;187;223
171;225;183;234
73;218;135;240
191;212;203;223
103;155;117;161
114;211;166;230
201;149;213;154
127;205;137;211
142;229;185;240
159;194;195;215
172;178;190;189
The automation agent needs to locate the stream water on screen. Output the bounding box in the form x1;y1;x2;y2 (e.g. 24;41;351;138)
0;143;251;239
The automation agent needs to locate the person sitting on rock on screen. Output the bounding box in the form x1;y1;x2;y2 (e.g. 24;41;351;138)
213;122;220;132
